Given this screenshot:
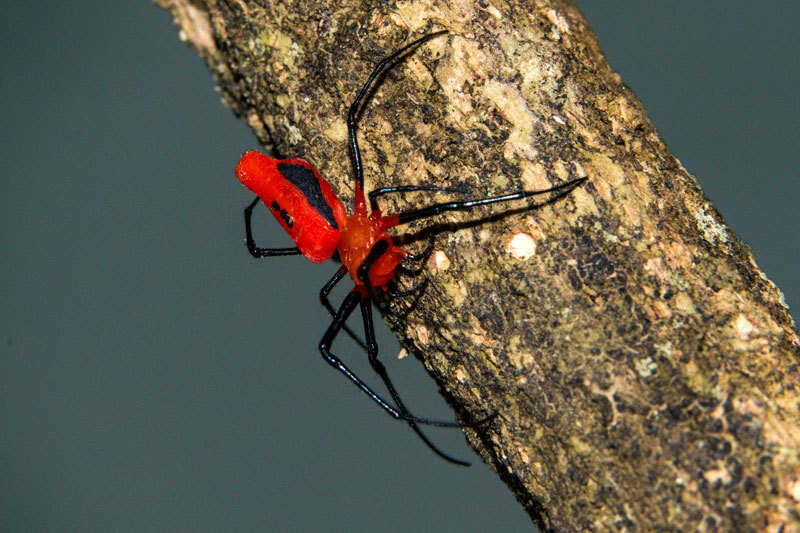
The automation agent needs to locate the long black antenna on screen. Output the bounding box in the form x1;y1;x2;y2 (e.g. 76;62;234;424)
347;30;448;191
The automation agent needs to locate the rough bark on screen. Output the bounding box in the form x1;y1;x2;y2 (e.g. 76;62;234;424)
154;1;800;530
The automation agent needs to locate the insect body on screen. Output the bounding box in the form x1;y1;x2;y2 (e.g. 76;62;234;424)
236;30;586;465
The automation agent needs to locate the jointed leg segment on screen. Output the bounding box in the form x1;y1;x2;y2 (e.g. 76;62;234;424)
359;297;469;466
244;197;301;258
318;289;463;431
320;266;369;351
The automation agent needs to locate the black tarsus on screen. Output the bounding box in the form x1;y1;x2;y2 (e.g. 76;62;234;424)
400;234;436;264
394;176;588;226
359;296;469;466
386;277;429;299
318;289;463;429
348;30;448;191
384;277;429;328
393;234;436;277
244;197;301;258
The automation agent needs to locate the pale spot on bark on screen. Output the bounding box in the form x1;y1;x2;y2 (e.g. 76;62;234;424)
432;250;451;271
511;350;535;371
644;257;665;278
635;357;658;378
545;8;571;34
650;301;672;320
694;203;729;244
673;293;696;315
735;314;756;339
324;119;347;143
518;446;531;464
173;1;216;57
483;3;502;19
283;119;303;144
416;325;429;345
434;36;488;122
664;240;695;270
520;160;549;189
788;478;800;502
703;466;732;485
245;110;268;140
732;397;764;420
259;28;303;70
569;436;592;456
484;80;537;160
507;233;536;260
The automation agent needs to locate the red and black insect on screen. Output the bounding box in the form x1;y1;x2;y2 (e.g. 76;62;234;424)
236;31;586;465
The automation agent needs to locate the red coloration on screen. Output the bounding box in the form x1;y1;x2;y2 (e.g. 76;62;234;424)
236;151;346;263
236;151;404;288
336;212;405;287
368;245;405;288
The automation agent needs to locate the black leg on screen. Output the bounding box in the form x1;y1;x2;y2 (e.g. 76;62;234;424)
401;234;436;264
373;285;411;320
394;235;435;276
244;197;301;258
319;290;460;428
397;262;426;276
386;277;429;299
384;277;429;327
360;297;469;466
320;266;369;351
393;177;588;226
369;184;463;213
348;31;448;191
356;240;390;287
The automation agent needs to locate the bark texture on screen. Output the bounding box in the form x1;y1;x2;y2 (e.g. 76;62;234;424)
155;1;800;530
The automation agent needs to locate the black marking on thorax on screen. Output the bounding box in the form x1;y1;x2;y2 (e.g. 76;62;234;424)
271;201;293;228
357;239;390;284
277;162;338;229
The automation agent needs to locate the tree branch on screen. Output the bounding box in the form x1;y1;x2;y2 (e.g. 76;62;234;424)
155;0;800;530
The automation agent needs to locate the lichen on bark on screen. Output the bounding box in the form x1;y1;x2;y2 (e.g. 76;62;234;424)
155;0;800;530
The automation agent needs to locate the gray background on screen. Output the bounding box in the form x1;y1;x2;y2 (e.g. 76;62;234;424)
2;2;797;532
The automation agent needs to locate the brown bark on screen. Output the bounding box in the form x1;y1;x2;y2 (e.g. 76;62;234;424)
154;1;800;530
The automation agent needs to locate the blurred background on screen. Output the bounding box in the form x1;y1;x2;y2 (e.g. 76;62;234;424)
2;2;797;531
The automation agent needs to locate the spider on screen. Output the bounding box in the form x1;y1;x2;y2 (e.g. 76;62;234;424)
235;30;586;464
